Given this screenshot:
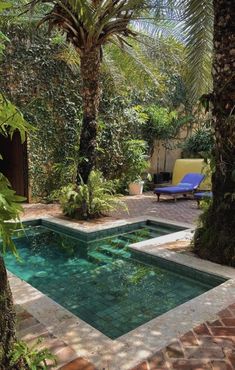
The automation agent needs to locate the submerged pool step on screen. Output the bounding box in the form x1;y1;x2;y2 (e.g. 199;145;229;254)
146;225;179;234
88;251;114;265
97;245;130;259
118;234;147;243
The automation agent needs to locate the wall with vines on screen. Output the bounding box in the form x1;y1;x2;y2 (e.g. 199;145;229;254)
1;24;82;200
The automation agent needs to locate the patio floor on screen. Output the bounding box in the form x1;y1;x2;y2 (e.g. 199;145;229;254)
22;191;201;225
15;192;234;370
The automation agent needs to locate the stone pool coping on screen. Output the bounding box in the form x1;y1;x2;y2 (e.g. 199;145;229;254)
8;216;235;370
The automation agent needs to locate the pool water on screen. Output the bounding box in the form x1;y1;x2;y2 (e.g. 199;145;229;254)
4;222;225;339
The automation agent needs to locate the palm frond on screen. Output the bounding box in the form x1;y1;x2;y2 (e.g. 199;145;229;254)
133;18;183;40
55;41;81;73
183;0;213;104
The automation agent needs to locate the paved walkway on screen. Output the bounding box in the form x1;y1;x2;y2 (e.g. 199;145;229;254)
22;192;201;225
17;193;235;370
16;305;95;370
132;303;235;370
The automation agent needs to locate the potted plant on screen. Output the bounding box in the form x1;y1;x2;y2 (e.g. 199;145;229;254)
123;140;149;195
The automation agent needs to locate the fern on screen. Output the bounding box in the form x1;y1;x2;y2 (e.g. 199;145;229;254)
9;340;57;370
59;170;128;219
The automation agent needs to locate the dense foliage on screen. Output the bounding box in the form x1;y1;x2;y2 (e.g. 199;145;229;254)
1;25;82;200
181;126;214;158
1;24;188;199
59;170;126;219
0;94;32;254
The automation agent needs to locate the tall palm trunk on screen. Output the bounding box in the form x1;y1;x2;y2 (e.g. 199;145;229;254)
77;48;101;184
0;256;16;367
194;0;235;266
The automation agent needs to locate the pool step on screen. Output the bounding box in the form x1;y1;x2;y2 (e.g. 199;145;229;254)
119;234;147;243
98;245;130;259
88;251;114;265
108;238;127;248
146;225;177;234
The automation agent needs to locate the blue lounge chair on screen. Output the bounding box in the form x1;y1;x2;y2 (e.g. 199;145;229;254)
154;173;205;202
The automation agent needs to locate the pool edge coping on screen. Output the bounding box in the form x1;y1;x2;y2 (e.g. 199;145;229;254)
8;216;235;370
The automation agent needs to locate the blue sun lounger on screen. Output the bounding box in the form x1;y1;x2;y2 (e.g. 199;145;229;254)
154;173;205;202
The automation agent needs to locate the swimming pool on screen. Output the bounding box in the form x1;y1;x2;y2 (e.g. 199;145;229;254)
4;219;225;339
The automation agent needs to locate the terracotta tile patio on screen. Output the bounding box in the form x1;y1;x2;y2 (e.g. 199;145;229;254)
22;191;201;225
15;193;235;370
131;303;235;370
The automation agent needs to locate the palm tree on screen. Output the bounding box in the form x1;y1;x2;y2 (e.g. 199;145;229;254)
192;0;235;266
26;0;149;183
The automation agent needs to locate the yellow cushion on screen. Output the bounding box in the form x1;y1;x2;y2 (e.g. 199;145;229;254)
172;159;211;190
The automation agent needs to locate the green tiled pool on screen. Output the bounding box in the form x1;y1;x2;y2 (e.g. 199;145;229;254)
4;220;225;339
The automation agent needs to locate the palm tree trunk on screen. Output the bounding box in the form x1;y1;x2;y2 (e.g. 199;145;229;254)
77;48;101;184
194;0;235;266
0;256;16;367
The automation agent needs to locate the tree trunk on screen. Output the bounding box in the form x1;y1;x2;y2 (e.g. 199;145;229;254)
0;256;16;367
77;48;101;184
193;0;235;266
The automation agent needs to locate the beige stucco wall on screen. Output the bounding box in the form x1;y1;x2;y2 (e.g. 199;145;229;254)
150;141;182;173
150;126;189;174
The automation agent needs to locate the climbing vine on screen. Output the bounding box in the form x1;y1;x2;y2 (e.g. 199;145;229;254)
1;24;82;200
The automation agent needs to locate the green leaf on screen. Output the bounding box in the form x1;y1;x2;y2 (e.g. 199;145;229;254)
183;0;213;104
0;1;12;11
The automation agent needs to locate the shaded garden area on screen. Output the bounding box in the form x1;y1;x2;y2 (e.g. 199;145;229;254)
0;0;234;369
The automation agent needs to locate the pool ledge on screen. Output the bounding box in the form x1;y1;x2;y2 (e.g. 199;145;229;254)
8;216;235;370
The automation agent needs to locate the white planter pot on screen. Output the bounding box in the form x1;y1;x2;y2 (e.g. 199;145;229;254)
128;181;144;195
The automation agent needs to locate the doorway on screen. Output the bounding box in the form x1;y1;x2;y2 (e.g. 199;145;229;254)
0;132;28;200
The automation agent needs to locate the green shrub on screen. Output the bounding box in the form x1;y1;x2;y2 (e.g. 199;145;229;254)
182;127;214;158
9;340;57;370
59;171;127;219
117;140;149;191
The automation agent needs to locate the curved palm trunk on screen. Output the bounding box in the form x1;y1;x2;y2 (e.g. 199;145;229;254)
194;0;235;266
0;256;16;366
77;49;101;184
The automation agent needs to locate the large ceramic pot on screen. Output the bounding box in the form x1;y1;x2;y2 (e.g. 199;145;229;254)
128;181;144;195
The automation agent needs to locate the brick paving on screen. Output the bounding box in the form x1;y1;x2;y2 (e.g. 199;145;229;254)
18;193;235;370
16;305;96;370
131;303;235;370
22;191;201;225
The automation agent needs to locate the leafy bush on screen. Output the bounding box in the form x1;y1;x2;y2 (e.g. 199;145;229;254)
59;170;127;219
0;173;25;256
0;92;33;255
122;140;149;183
9;340;57;370
141;105;179;154
182;127;214;158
